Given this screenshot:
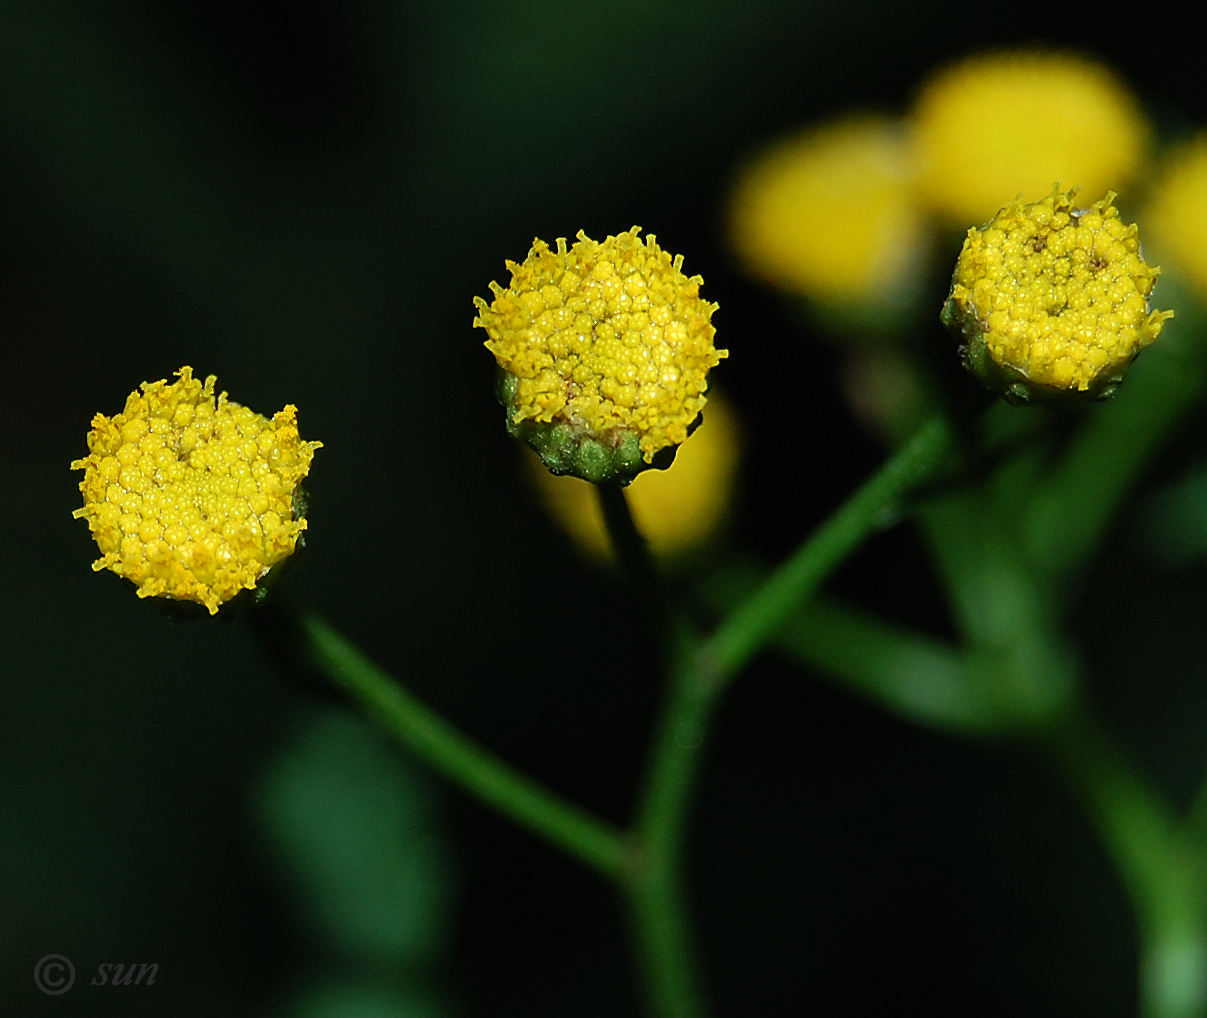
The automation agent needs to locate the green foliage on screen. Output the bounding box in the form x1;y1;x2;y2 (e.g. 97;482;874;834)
253;707;453;1015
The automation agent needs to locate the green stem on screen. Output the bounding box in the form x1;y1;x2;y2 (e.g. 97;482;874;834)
299;612;630;880
770;597;996;735
1045;713;1207;1018
596;484;711;1018
704;415;955;684
916;473;1207;1017
695;557;997;734
627;631;717;1018
598;481;668;639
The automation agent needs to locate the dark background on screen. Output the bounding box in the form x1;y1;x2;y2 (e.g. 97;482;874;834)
4;1;1207;1014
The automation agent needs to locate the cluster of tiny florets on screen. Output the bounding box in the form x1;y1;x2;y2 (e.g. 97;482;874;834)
947;188;1171;392
474;226;726;463
71;367;322;614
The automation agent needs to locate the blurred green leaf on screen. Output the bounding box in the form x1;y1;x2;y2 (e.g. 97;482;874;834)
278;980;447;1018
253;707;452;970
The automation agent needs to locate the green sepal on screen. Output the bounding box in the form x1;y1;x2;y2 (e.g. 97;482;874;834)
497;370;684;485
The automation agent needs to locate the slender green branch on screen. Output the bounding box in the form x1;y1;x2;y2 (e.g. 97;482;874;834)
1047;714;1186;927
596;484;711;1018
627;870;703;1018
626;634;715;1018
598;481;668;640
703;415;955;685
694;558;998;734
1044;713;1207;1018
299;612;630;880
911;467;1207;1017
773;598;998;734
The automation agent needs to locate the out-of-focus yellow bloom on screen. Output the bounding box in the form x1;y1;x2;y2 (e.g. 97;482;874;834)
476;227;726;485
727;116;925;303
530;392;740;560
942;188;1171;402
1145;136;1207;298
911;51;1149;226
71;367;322;614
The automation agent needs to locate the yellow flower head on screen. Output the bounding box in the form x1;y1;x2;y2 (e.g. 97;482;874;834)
941;188;1172;403
71;367;322;614
530;391;740;561
474;226;726;485
728;115;926;303
911;50;1149;226
1144;136;1207;298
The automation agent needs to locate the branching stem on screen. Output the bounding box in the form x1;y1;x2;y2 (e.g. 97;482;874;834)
300;614;631;880
704;416;955;684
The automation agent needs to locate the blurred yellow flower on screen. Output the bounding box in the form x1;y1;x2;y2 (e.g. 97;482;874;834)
529;391;740;560
475;227;725;484
71;367;322;614
942;188;1171;402
1144;136;1207;298
911;50;1149;226
727;116;925;303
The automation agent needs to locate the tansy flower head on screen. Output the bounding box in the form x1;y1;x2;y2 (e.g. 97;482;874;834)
728;115;926;305
474;226;726;485
941;187;1172;404
1144;136;1207;299
71;367;322;615
530;390;740;561
911;50;1149;226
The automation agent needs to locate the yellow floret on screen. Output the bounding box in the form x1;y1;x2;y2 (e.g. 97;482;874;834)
474;226;726;464
911;50;1149;225
1144;136;1207;298
71;366;322;614
727;115;926;302
530;390;740;560
945;188;1171;398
